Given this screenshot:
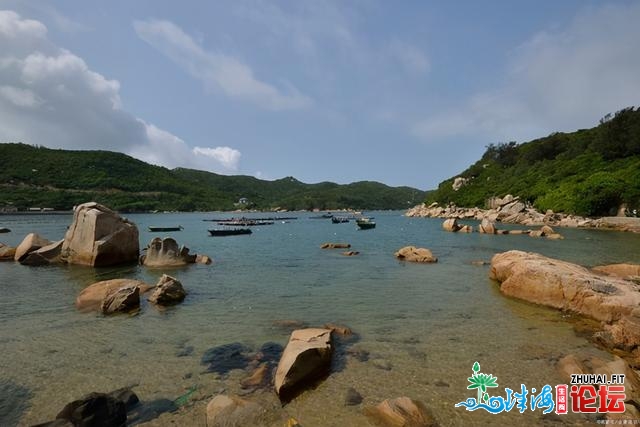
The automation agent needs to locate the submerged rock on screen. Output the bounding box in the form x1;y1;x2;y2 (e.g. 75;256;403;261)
56;392;127;427
201;343;252;375
364;397;437;427
61;202;139;267
345;387;363;406
320;242;351;249
275;328;333;400
394;246;437;263
148;274;187;306
205;395;262;427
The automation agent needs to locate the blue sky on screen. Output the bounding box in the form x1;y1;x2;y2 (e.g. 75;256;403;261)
1;1;639;189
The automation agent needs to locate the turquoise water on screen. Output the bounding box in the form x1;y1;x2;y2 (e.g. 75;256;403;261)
1;212;639;426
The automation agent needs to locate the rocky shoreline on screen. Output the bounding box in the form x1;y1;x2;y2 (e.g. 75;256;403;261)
406;194;640;232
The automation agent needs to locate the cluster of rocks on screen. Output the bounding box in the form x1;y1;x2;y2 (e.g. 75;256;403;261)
489;250;640;418
442;217;564;239
394;246;437;263
320;242;360;256
76;274;187;315
0;202;211;268
407;195;595;228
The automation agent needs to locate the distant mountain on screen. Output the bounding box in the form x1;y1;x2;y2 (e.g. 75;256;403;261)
0;143;425;211
425;107;640;216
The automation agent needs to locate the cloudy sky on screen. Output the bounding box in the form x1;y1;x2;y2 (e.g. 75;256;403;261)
1;1;639;189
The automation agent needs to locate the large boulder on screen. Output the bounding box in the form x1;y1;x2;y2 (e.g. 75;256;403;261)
490;250;640;353
101;286;140;315
478;218;495;234
394;246;438;263
364;397;437;427
205;395;262;427
20;239;63;266
442;218;460;232
61;202;139;267
14;233;52;262
499;200;525;216
76;279;151;313
139;237;196;267
147;274;187;306
275;328;333;400
0;243;16;261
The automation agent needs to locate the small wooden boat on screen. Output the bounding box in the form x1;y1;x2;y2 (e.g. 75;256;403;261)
148;226;183;232
331;216;350;223
356;218;376;229
0;227;10;233
208;228;252;236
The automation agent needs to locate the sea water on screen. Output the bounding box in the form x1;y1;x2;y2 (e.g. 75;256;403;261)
1;211;639;426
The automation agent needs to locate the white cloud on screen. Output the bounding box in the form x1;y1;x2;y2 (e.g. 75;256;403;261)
412;3;640;144
133;18;312;111
0;10;240;173
193;146;241;171
387;41;430;74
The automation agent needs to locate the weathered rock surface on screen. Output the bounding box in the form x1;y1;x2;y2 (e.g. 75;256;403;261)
593;263;640;281
458;225;473;233
342;251;360;256
364;397;437;427
101;286;140;314
206;395;263;427
0;243;16;261
195;254;213;265
490;250;640;354
275;328;333;400
20;239;63;266
61;202;139;267
442;218;460;232
478;218;496;234
14;233;52;262
394;246;437;263
56;392;127;427
323;323;353;337
140;237;197;267
76;279;151;313
147;274;187;306
320;242;351;249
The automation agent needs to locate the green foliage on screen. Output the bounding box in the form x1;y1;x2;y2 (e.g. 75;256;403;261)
0;144;425;211
427;107;640;215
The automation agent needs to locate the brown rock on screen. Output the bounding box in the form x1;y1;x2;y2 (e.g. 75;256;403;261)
275;328;333;400
557;354;640;397
479;218;495;234
540;225;554;235
320;242;351;249
394;246;437;263
101;286;140;314
0;244;16;261
195;254;213;265
14;233;53;262
471;260;488;266
61;202;139;267
323;323;353;336
442;218;460;232
508;229;528;235
364;396;438;427
140;237;197;267
240;363;269;389
342;251;360;256
490;250;640;352
593;263;640;280
205;394;262;427
76;279;151;312
458;225;473;233
148;274;186;305
21;239;63;266
529;230;543;238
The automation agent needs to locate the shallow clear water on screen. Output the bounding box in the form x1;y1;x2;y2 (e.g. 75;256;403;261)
1;212;639;426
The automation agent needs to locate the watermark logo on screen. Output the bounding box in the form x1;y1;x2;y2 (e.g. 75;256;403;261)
455;361;626;416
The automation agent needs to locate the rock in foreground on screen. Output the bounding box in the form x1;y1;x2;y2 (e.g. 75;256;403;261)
394;246;438;263
76;279;151;313
364;397;438;427
205;395;262;427
275;328;333;400
61;202;139;267
490;250;640;354
56;392;127;427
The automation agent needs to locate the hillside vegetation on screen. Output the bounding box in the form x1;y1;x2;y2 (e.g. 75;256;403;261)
426;107;640;216
0;144;424;211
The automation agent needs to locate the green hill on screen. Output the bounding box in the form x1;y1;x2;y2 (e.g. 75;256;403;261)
0;143;425;211
426;107;640;216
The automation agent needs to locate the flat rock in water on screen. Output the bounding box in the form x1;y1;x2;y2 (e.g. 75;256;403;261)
394;246;437;263
76;279;150;313
364;396;438;427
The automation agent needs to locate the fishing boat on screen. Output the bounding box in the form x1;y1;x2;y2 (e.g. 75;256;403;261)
148;226;183;232
208;228;252;236
356;218;376;229
331;216;350;223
